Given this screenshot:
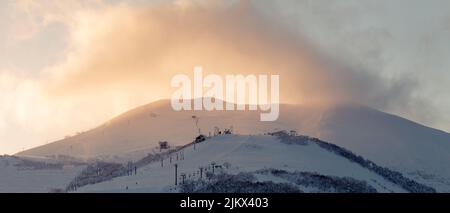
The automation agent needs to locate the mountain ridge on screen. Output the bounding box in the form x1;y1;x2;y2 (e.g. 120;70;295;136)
16;99;450;191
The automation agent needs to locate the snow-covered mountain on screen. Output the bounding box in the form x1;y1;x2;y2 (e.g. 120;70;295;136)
74;134;433;193
2;132;437;193
310;105;450;191
16;99;450;191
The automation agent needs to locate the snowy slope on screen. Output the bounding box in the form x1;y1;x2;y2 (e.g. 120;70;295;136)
75;134;422;193
17;99;450;191
0;155;85;192
17;100;287;160
311;105;450;191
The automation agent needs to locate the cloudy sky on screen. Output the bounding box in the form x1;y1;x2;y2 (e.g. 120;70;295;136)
0;0;449;154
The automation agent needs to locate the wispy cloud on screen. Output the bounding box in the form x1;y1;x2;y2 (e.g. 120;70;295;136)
5;0;105;45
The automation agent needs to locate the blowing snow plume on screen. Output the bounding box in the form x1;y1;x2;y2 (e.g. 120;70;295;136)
0;0;427;154
46;0;413;108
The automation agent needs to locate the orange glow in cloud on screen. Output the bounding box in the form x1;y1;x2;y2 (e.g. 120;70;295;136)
0;0;421;154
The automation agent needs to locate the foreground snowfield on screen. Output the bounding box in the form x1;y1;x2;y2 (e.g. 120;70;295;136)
76;134;409;193
0;156;85;192
0;133;440;192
